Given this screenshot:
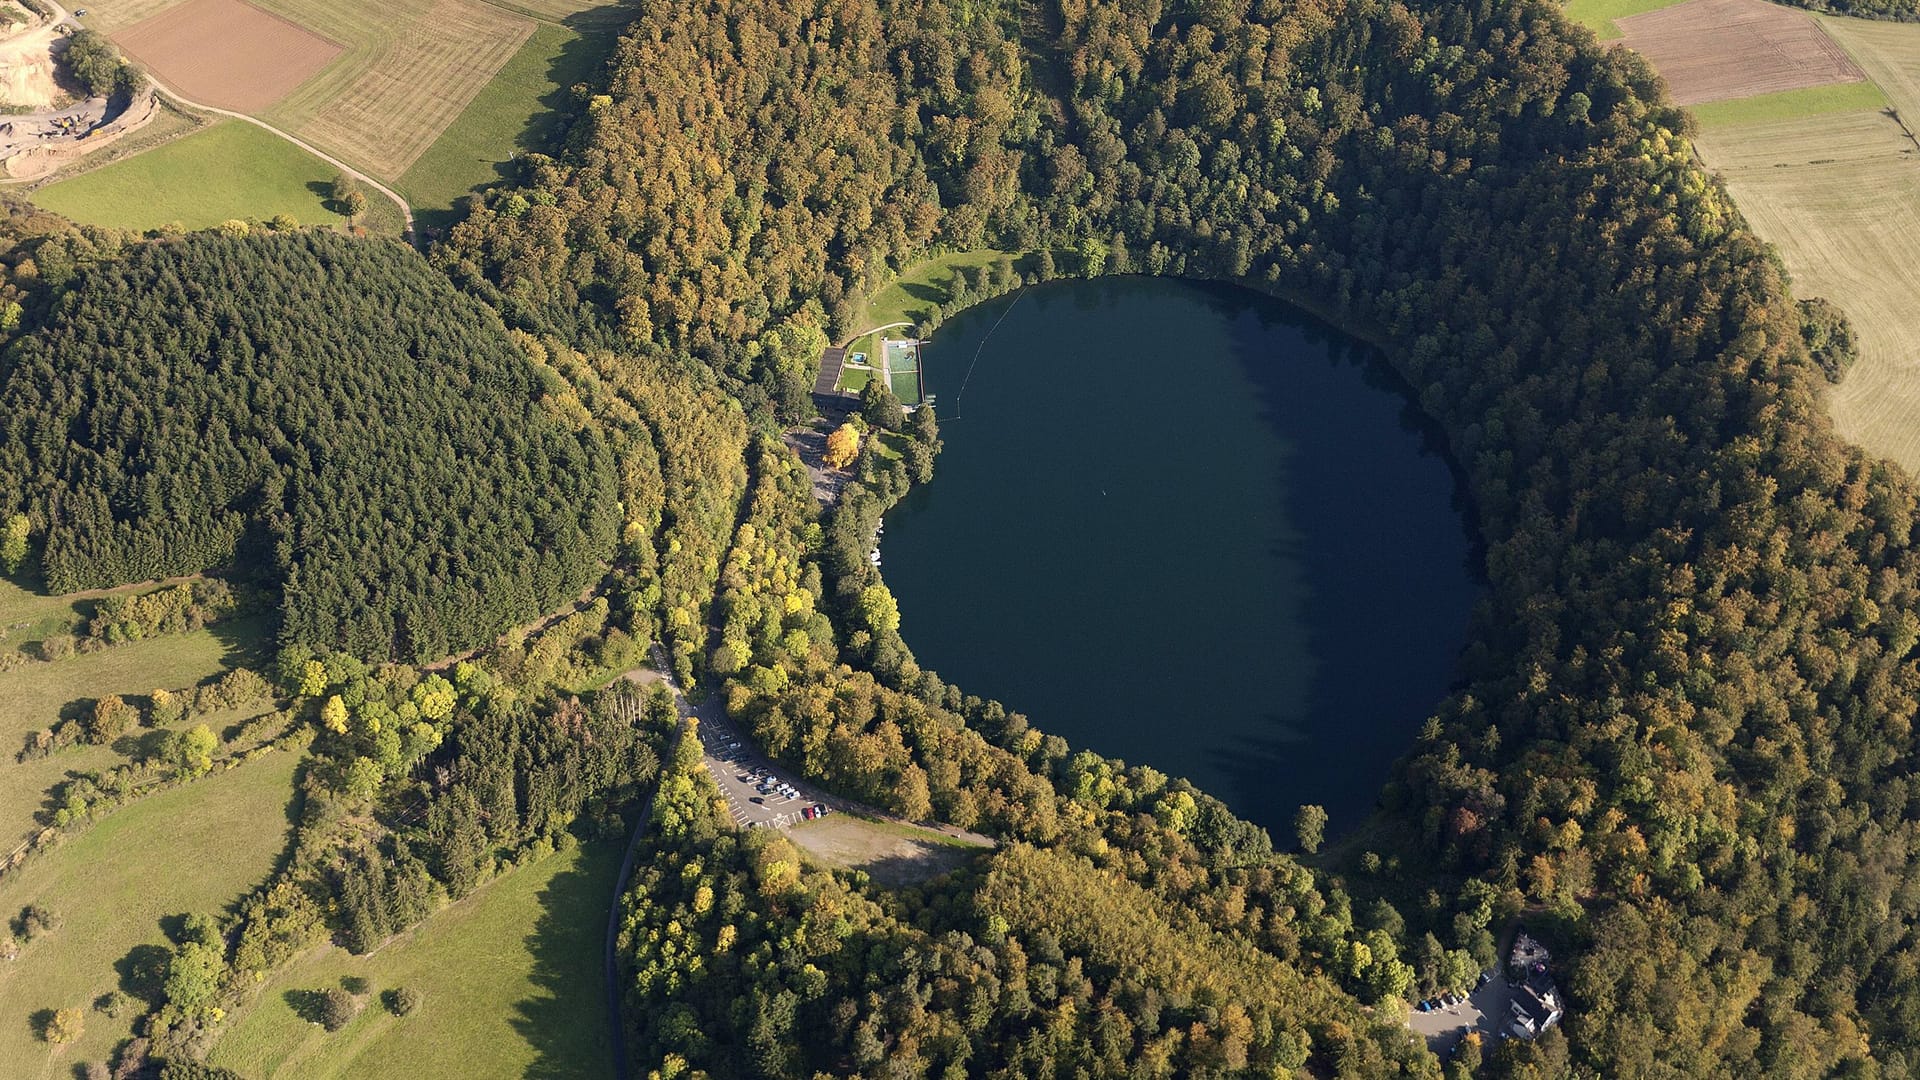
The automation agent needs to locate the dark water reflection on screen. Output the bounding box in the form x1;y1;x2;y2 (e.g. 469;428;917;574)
881;277;1480;834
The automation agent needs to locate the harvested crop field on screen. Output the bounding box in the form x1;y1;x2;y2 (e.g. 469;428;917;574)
1618;0;1863;105
260;0;533;180
115;0;341;112
1692;107;1920;470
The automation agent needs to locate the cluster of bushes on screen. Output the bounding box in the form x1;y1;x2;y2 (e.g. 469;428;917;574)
62;29;144;100
85;580;241;646
16;669;272;763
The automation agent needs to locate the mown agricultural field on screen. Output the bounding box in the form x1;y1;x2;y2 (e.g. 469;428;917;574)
1614;6;1920;473
398;18;619;229
256;0;535;180
0;749;301;1079
31;120;404;234
1617;0;1865;104
209;841;620;1080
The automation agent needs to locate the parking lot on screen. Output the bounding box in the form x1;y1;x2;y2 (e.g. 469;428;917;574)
696;708;841;830
1407;971;1514;1057
633;658;841;830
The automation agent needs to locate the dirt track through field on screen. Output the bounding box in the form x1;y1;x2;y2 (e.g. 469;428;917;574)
115;0;341;112
1619;0;1864;104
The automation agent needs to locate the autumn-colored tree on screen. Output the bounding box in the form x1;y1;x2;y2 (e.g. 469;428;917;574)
0;512;27;574
84;695;135;745
43;1005;83;1044
823;423;861;470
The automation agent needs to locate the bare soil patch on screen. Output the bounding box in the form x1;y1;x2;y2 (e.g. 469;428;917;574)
788;815;992;888
115;0;341;112
1618;0;1864;105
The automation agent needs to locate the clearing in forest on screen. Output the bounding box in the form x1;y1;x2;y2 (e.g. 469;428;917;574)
0;749;300;1078
114;0;342;112
1617;0;1864;105
787;814;992;887
258;0;534;180
209;841;620;1080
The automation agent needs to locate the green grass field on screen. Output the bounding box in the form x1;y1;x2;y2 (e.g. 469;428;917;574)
1562;0;1689;40
0;749;301;1079
0;614;271;857
32;121;404;236
853;248;1013;340
399;20;620;232
210;841;621;1080
1689;79;1888;128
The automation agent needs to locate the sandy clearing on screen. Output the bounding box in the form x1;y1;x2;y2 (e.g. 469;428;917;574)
1619;0;1864;105
0;24;69;109
114;0;341;112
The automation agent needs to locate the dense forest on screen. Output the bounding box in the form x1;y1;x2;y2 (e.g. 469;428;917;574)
0;232;619;661
431;0;1920;1071
11;0;1920;1065
619;722;1428;1079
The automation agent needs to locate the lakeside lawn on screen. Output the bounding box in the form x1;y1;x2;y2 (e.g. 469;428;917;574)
33;121;405;236
0;749;303;1078
209;840;622;1080
852;248;1013;339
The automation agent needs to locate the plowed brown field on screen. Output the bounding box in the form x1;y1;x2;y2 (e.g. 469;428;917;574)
1619;0;1863;105
115;0;340;112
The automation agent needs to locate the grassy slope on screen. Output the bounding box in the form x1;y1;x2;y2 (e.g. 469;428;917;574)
0;614;271;886
1562;0;1690;40
851;248;1011;340
0;749;302;1078
210;841;621;1080
1689;79;1887;128
31;121;404;235
398;19;619;231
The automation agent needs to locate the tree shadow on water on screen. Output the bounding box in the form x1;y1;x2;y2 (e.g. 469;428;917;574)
510;844;622;1080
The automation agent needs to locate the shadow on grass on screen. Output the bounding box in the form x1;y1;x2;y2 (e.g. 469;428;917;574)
510;843;622;1080
116;943;170;1004
210;613;274;672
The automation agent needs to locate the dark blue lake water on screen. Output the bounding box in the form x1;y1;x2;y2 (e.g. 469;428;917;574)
880;276;1480;833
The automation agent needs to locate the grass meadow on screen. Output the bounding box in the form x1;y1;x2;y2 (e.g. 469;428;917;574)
32;121;404;235
0;749;301;1078
209;840;621;1080
399;18;621;231
0;608;271;867
1561;0;1687;40
1688;79;1887;128
853;248;1013;339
